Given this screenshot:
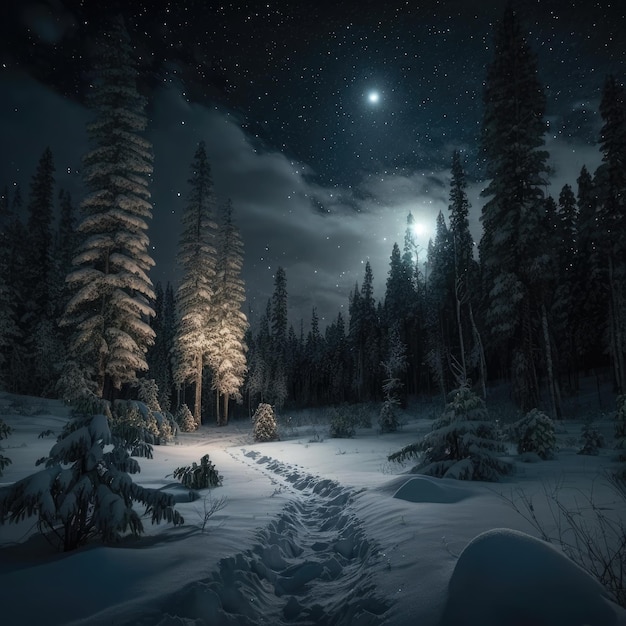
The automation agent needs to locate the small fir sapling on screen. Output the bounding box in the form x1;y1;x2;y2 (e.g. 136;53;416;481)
511;408;556;460
0;419;11;476
175;403;197;432
578;421;605;456
388;383;513;481
329;405;356;438
378;330;407;433
136;378;176;443
252;403;279;442
172;454;222;489
109;401;157;459
0;398;183;551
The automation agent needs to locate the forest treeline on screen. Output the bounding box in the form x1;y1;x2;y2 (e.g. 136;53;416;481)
1;6;625;421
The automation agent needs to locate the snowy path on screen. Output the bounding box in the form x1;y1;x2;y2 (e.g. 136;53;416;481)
138;448;392;625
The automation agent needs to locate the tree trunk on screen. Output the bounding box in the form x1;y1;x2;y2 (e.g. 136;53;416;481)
194;350;202;425
541;302;561;419
223;392;229;425
468;301;487;400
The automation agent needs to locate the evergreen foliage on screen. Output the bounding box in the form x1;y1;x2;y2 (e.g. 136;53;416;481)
388;384;513;481
172;141;218;424
211;200;248;425
478;4;550;411
0;401;183;551
511;409;556;460
172;454;222;489
60;16;155;399
175;403;197;432
378;329;407;433
329;405;357;438
578;422;605;456
146;282;176;412
0;419;12;476
252;402;279;442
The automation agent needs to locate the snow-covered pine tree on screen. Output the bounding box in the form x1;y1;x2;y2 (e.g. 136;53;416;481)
245;301;272;411
172;141;218;425
211;200;248;425
551;184;578;387
425;211;455;397
0;251;19;389
0;398;183;551
21;148;57;395
379;327;407;433
146;282;175;411
388;383;512;481
323;311;350;405
175;403;197;432
595;75;626;394
349;262;382;402
573;166;607;371
61;16;155;400
252;402;279;442
0;419;12;476
478;4;550;411
23;147;56;321
0;187;26;392
511;408;556;460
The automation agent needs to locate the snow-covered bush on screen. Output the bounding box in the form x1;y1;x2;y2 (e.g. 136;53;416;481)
578;422;604;456
172;454;222;489
511;408;556;460
252;403;279;442
329;405;356;438
55;360;96;405
136;379;176;444
388;384;513;481
378;400;399;433
109;401;157;459
0;419;11;476
175;403;197;432
0;404;183;551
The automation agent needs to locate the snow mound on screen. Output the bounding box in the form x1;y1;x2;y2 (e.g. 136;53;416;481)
392;476;471;503
439;527;622;626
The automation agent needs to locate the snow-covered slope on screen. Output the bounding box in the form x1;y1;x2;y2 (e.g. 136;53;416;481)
0;394;624;626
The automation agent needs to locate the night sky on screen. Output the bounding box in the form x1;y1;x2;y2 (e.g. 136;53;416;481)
1;0;625;327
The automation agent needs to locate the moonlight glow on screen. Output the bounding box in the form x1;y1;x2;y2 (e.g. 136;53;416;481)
412;222;427;237
367;91;380;104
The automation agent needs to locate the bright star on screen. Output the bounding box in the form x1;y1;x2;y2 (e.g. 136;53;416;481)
368;91;380;104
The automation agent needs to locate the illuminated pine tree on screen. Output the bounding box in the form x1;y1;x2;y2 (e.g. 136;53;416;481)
211;200;248;425
172;142;218;424
61;16;155;399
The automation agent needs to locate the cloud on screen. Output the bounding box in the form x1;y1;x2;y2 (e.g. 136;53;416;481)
4;79;602;332
149;87;453;327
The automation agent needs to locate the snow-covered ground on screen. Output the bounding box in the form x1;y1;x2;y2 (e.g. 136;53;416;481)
0;393;625;626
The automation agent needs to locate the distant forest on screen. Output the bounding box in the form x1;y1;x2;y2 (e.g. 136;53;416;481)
1;7;625;423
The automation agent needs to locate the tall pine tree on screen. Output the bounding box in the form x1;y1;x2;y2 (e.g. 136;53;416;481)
172;141;218;423
211;200;248;425
478;4;550;410
61;16;155;399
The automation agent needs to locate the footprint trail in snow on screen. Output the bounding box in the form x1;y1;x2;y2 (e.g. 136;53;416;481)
147;449;392;625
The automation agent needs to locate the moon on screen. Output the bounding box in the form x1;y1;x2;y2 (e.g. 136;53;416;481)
367;91;380;104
